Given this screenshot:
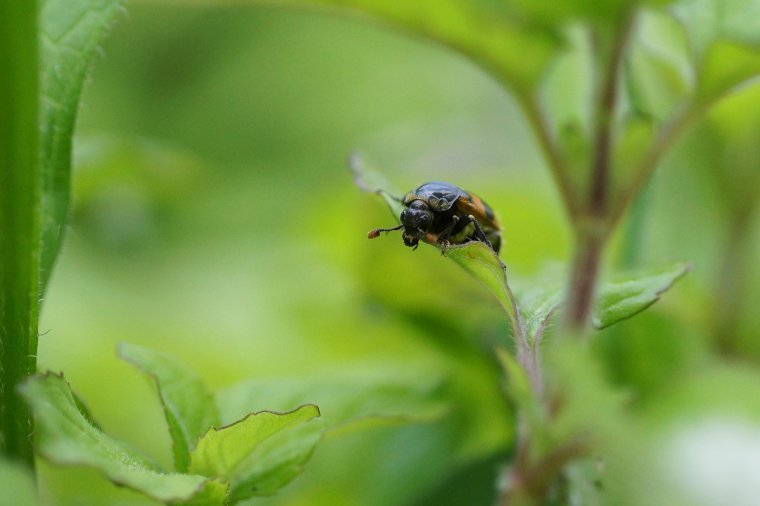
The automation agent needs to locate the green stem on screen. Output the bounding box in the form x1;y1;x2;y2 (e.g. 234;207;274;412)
0;0;40;468
517;93;580;219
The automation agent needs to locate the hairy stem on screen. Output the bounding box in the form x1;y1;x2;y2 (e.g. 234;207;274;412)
499;437;589;505
0;0;40;468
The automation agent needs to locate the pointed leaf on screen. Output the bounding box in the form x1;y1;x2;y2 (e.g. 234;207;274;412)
445;242;525;343
216;366;447;432
189;405;321;497
20;373;227;505
118;342;219;473
39;0;125;292
228;420;325;501
516;263;690;340
593;262;691;329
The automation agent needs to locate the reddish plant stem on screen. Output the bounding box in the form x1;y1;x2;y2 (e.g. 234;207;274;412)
565;232;606;332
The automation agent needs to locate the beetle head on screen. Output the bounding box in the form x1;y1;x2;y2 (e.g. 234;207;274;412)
400;200;433;248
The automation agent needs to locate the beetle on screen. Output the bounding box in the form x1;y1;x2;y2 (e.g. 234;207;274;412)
367;181;502;254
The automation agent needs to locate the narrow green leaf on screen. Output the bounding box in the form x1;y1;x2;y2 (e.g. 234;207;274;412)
189;405;322;498
39;0;124;292
216;366;447;431
20;373;227;505
118;342;220;473
593;262;691;329
0;0;40;467
0;458;37;506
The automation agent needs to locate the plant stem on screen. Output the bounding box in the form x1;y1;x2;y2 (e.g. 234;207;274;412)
713;205;759;356
0;0;40;468
518;94;580;218
564;231;606;332
590;14;634;216
564;13;633;333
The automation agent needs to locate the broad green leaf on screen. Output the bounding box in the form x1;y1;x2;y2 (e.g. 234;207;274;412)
445;242;525;343
189;405;321;497
227;419;325;501
118;342;220;473
39;0;124;293
516;262;690;341
0;0;40;466
20;373;227;505
0;458;37;506
593;262;690;328
216;366;447;430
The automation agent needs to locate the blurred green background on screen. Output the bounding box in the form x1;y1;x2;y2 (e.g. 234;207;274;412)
35;3;760;505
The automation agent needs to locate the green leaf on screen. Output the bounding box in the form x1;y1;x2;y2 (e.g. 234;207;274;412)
445;242;525;342
671;0;760;102
189;405;322;499
227;420;325;501
516;263;690;340
118;342;220;473
39;0;124;293
216;366;447;431
20;373;227;505
625;10;693;120
515;264;565;343
0;458;37;506
593;262;691;329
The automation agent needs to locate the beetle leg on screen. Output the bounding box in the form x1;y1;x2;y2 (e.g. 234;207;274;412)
437;215;460;255
466;215;495;252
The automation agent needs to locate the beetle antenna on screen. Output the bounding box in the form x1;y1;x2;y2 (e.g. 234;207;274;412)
368;224;403;239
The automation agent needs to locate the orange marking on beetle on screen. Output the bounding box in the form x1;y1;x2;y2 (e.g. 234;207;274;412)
367;229;381;239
